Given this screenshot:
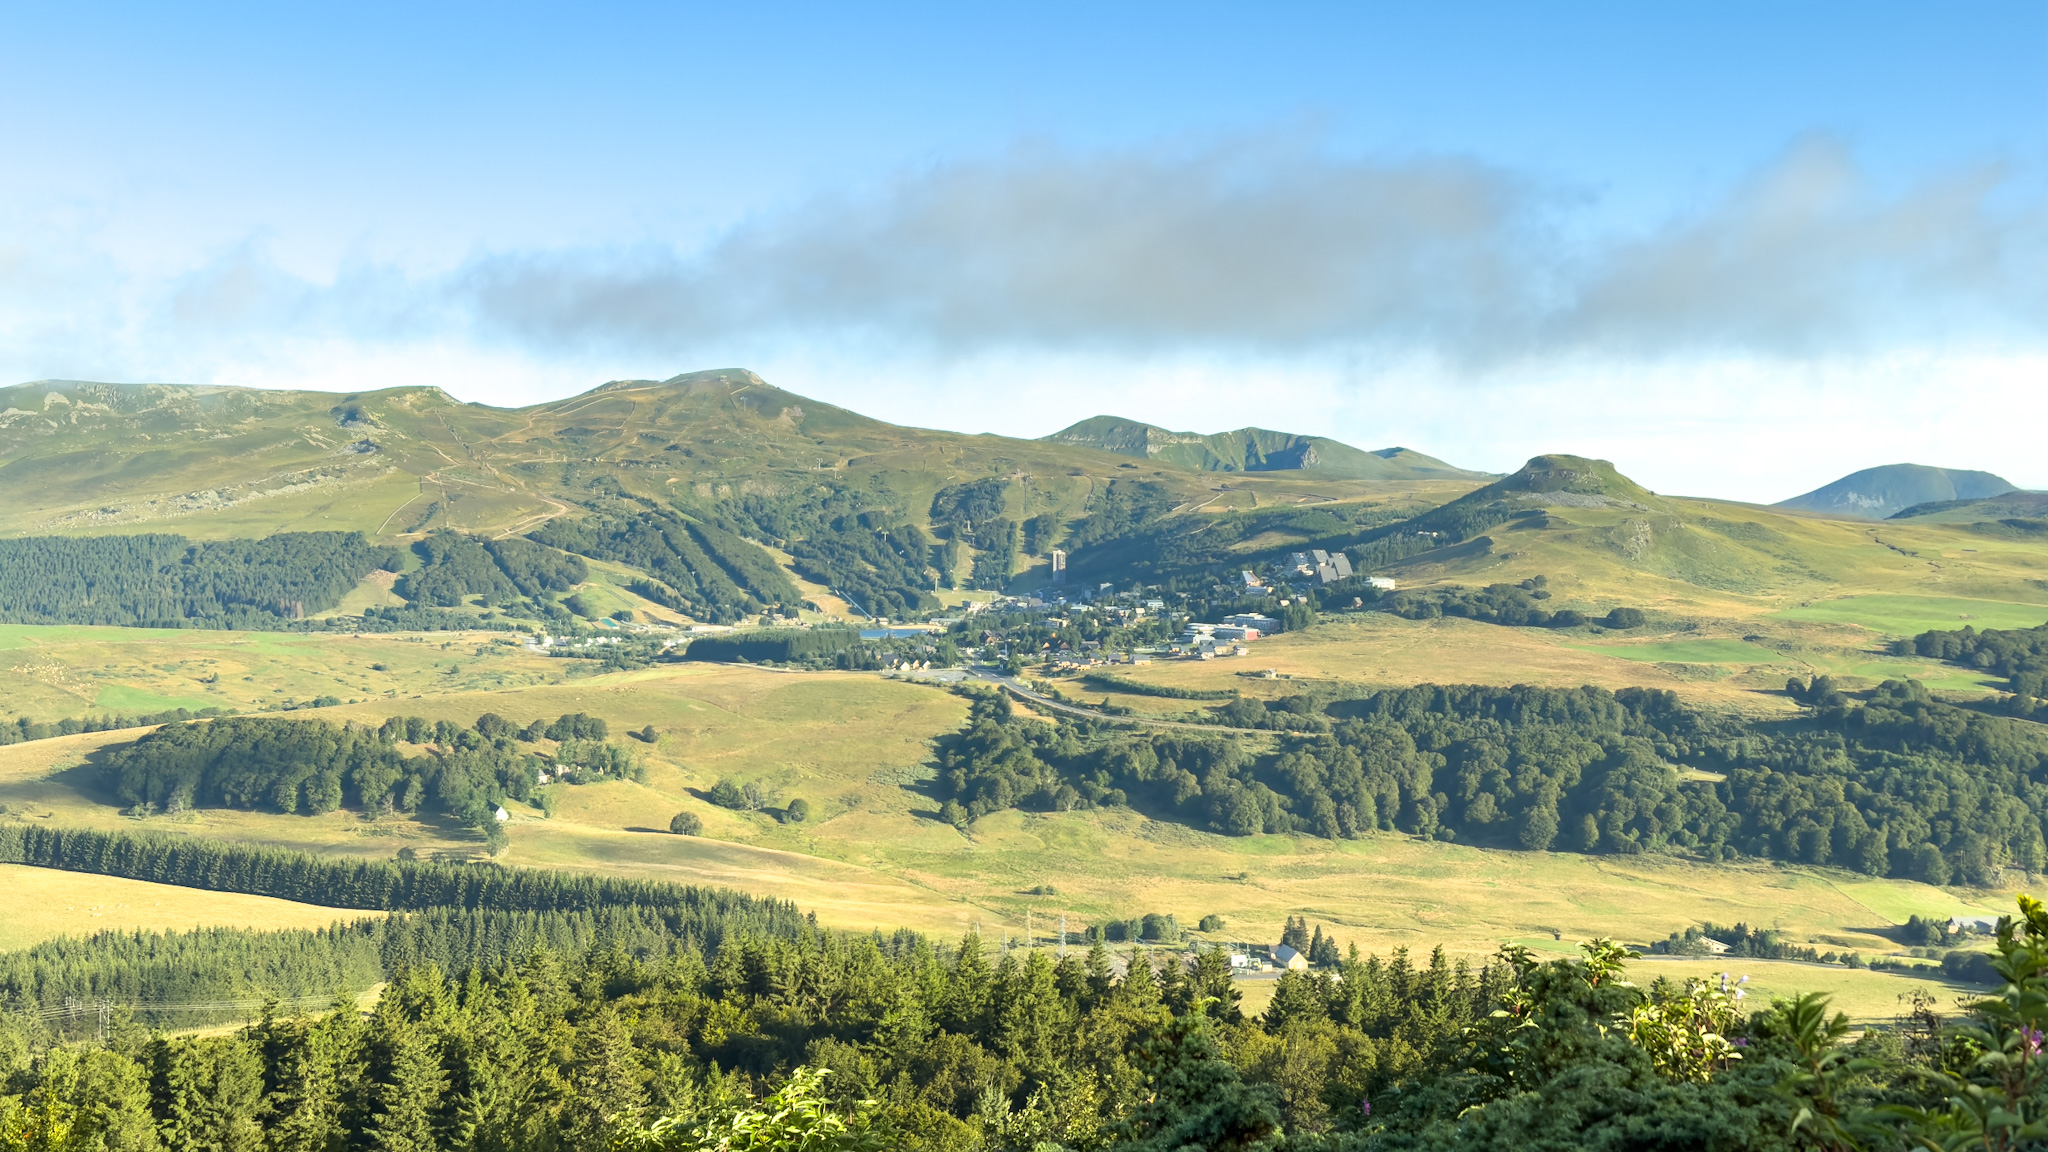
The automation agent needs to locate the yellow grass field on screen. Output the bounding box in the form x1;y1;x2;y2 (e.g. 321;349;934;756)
0;623;570;719
1;661;2023;1004
0;864;372;951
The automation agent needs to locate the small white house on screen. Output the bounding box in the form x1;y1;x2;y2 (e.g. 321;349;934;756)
1368;576;1398;590
1273;944;1310;971
493;806;510;823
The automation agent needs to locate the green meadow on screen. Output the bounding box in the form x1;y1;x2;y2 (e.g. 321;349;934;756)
1774;594;2048;636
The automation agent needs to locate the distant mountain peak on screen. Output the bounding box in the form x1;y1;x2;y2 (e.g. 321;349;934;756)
1042;415;1487;482
1776;464;2016;521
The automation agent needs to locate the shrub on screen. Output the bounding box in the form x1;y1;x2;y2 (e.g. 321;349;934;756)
632;724;658;743
784;798;811;823
1198;914;1225;932
708;779;747;810
669;811;703;835
1140;912;1180;942
1603;607;1646;629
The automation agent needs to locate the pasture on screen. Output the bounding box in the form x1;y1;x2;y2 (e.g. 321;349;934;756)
0;863;369;951
1772;594;2048;637
0;660;2021;1000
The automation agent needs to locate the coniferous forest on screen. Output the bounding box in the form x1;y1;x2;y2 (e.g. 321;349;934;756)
5;824;2048;1149
0;534;399;627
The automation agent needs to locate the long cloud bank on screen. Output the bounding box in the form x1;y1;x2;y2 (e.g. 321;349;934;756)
455;134;2042;361
1;134;2040;387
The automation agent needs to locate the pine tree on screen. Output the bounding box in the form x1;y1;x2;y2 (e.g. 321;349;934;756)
370;1024;447;1152
562;1008;646;1152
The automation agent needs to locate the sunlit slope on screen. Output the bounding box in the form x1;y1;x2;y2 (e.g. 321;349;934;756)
1358;455;2048;622
0;864;372;951
0;661;2012;972
0;372;1465;540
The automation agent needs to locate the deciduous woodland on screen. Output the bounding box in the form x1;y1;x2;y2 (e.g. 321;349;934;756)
938;679;2048;885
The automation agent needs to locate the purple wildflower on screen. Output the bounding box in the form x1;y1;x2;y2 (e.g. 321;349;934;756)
1360;1098;1372;1117
1734;1037;1750;1048
2023;1027;2043;1056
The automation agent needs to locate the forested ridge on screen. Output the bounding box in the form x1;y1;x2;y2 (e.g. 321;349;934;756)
941;678;2048;885
530;508;799;624
0;533;398;627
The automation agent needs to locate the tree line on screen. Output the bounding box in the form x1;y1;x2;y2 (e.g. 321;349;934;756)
97;713;638;840
395;532;588;610
532;505;800;624
0;533;398;628
0;707;228;749
1907;619;2048;715
1369;575;1644;631
681;628;959;671
939;677;2048;885
0;826;801;937
7;871;2048;1148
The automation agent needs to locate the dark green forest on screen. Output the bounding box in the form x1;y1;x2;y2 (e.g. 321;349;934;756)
0;707;226;748
99;713;637;837
680;628;959;670
1369;575;1643;632
0;533;398;627
938;679;2048;885
396;534;588;609
531;508;800;624
1908;619;2048;714
5;824;2048;1150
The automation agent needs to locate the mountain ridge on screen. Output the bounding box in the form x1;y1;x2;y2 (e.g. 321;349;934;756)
1043;414;1489;482
0;373;1483;551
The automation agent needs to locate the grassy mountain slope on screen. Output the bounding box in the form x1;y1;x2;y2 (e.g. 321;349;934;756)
0;373;1465;543
1890;491;2048;523
1775;463;2017;520
1330;455;2048;622
1043;414;1487;481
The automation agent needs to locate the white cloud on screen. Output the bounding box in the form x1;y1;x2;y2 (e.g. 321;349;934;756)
0;134;2040;504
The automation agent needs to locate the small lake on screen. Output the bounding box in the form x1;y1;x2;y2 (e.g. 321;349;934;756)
860;627;929;639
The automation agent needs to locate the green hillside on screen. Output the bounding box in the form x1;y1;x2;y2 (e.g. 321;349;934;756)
0;372;1500;628
1775;462;2017;520
1889;490;2048;540
1313;455;2048;623
1043;414;1487;480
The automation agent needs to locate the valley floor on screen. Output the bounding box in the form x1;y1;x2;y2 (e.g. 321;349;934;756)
0;651;2022;1012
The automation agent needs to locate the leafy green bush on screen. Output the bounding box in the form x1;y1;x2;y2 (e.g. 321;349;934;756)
1603;606;1646;629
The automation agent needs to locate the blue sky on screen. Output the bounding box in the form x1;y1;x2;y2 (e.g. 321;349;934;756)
1;2;2042;499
